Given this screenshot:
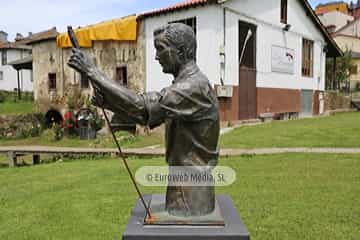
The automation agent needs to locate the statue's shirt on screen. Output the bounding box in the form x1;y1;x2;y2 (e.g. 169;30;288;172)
145;63;220;168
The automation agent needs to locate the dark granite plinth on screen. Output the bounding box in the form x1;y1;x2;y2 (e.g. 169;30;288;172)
122;194;250;240
145;194;225;226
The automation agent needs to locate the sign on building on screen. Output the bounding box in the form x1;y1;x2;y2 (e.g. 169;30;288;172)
271;45;295;74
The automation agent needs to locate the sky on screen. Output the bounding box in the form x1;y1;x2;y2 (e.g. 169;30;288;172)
0;0;354;41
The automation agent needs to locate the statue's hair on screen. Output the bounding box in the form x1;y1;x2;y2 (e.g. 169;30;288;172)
154;23;197;60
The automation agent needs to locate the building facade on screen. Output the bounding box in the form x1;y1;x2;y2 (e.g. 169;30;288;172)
318;11;354;33
315;1;349;15
140;0;341;121
30;21;145;117
0;31;32;92
332;18;360;89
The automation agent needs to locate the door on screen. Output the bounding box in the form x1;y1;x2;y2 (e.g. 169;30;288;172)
239;21;257;120
301;90;313;117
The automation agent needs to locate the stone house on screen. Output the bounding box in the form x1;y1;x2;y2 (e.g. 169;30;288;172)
28;16;145;124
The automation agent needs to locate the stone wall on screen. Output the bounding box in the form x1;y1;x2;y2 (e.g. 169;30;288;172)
0;114;43;139
324;91;352;111
32;21;146;115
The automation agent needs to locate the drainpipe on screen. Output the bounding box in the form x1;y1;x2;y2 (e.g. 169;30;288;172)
61;48;65;97
220;8;226;86
332;56;336;90
17;70;21;100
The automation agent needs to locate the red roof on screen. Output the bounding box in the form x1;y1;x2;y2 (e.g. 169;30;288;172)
139;0;215;19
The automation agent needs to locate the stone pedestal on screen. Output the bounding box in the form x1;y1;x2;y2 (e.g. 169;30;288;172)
122;194;250;240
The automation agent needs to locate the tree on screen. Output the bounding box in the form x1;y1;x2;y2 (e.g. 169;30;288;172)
326;50;353;92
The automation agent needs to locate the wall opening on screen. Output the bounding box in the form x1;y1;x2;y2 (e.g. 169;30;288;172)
238;20;257;120
48;73;57;90
45;109;63;128
116;66;128;86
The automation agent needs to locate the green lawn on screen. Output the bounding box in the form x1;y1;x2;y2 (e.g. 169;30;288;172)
0;154;358;240
220;112;360;148
0;101;35;115
0;131;163;149
1;112;360;149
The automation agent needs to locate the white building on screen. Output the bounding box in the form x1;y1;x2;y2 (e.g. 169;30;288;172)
318;10;354;33
0;31;32;92
333;16;360;40
331;17;360;89
139;0;342;121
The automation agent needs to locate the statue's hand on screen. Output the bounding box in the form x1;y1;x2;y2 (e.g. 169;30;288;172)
67;48;95;77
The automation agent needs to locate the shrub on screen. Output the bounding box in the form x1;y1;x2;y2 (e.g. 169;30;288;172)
0;92;5;103
355;82;360;91
41;124;63;141
52;124;64;141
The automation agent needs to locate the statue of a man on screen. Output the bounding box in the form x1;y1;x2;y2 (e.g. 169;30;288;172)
68;23;220;217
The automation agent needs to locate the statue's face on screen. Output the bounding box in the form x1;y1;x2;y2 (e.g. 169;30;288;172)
154;37;181;75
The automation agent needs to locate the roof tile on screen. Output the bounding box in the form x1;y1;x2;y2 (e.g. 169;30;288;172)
139;0;213;18
17;27;59;45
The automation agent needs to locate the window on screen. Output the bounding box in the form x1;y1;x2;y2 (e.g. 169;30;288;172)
281;0;288;24
351;65;358;75
0;71;3;80
80;73;89;88
1;50;7;65
48;73;56;90
116;66;127;86
302;39;313;77
170;17;197;35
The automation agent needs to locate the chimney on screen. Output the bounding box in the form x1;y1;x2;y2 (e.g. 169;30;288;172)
0;30;8;42
15;33;24;41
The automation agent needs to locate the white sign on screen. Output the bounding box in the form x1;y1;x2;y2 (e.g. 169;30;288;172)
215;85;233;98
271;45;295;74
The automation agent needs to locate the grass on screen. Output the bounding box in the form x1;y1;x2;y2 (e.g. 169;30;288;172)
1;111;360;149
0;153;359;240
0;131;163;149
220;112;360;148
0;101;35;115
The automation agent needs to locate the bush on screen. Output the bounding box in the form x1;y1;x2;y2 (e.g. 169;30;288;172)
66;88;85;110
41;124;63;142
52;124;64;141
355;82;360;91
0;92;5;103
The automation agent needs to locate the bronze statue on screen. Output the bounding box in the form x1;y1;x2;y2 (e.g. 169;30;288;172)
68;23;220;217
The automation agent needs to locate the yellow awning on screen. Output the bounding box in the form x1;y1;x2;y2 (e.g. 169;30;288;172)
57;15;137;48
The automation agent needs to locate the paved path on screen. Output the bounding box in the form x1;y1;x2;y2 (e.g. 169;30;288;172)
1;146;360;157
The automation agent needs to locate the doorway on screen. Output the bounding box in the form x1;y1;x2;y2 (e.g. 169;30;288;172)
301;90;313;117
239;21;257;120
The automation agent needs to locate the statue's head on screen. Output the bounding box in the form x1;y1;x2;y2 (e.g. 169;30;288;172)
154;23;196;75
